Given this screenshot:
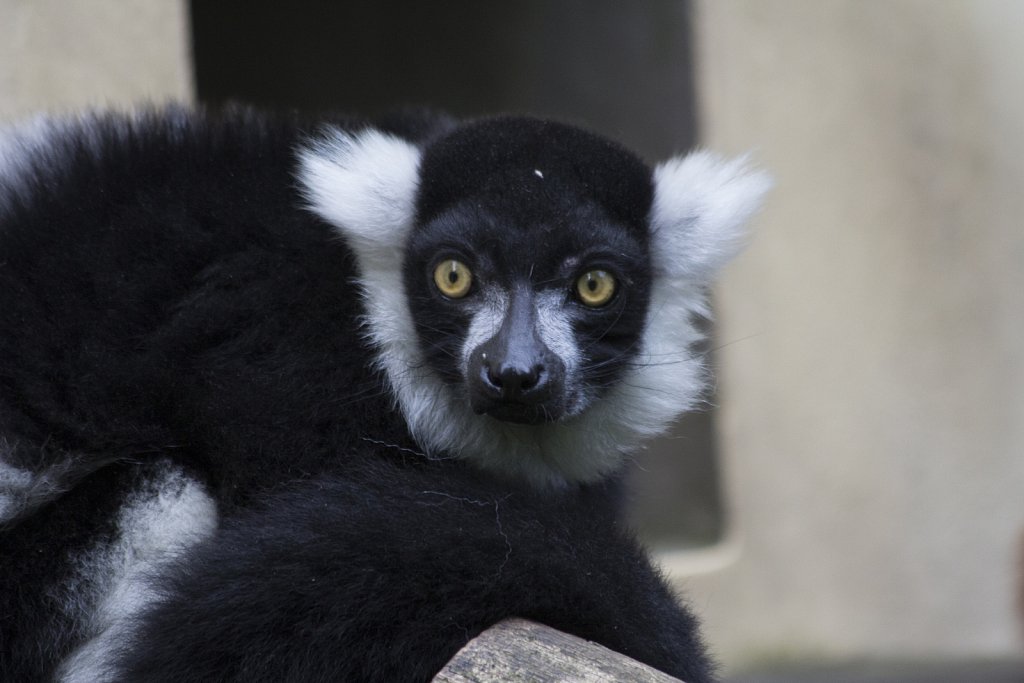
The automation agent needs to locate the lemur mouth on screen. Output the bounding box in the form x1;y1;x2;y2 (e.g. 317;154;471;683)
475;400;564;425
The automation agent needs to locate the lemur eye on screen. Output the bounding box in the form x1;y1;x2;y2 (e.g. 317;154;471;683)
575;270;616;307
433;260;473;298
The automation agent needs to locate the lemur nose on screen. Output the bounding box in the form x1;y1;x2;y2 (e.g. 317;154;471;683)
467;287;567;423
484;358;543;397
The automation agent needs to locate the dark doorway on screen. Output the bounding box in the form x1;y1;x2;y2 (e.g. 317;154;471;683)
190;0;722;547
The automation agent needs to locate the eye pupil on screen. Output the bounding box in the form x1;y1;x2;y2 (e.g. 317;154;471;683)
433;259;472;298
576;270;616;307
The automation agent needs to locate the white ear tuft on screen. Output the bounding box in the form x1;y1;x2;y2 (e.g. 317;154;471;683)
297;127;422;259
650;151;771;281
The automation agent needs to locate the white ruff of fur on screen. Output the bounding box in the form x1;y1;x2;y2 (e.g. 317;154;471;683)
299;130;770;487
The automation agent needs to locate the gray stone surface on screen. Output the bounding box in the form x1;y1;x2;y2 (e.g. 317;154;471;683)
434;619;683;683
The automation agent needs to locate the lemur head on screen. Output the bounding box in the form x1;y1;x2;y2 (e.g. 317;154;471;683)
299;116;769;488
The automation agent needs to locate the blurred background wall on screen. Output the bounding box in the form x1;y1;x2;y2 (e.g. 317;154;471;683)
688;0;1024;673
2;0;1022;677
0;0;190;120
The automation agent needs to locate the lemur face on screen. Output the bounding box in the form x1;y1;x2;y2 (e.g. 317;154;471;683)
299;116;769;486
405;203;649;425
404;177;652;425
406;118;654;425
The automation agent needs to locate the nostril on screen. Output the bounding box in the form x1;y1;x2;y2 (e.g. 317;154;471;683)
490;364;543;396
517;365;542;391
486;364;503;389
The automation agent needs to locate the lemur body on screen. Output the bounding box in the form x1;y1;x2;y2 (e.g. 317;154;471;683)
0;107;767;682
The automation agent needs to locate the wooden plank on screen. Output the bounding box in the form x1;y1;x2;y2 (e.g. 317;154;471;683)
433;619;684;683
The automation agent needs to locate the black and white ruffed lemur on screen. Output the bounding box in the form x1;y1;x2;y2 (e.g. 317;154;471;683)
0;106;768;682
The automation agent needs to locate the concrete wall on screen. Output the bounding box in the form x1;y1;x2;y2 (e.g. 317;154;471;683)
678;0;1024;671
0;0;191;122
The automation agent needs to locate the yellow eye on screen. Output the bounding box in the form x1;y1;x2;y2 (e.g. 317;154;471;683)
576;270;616;307
433;259;473;298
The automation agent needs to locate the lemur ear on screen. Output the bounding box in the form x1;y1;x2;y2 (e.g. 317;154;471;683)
649;151;771;281
297;127;422;258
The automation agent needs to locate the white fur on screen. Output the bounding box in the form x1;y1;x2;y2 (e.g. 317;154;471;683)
0;457;33;523
297;127;422;258
0;107;194;218
0;115;64;213
461;287;510;368
299;132;769;487
0;113;118;208
0;437;85;524
0;437;126;524
0;115;61;172
0;456;75;524
533;290;581;378
650;151;772;281
57;462;218;683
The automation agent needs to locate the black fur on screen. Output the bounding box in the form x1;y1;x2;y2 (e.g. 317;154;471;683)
0;106;714;682
404;120;653;414
415;116;653;233
111;460;711;682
